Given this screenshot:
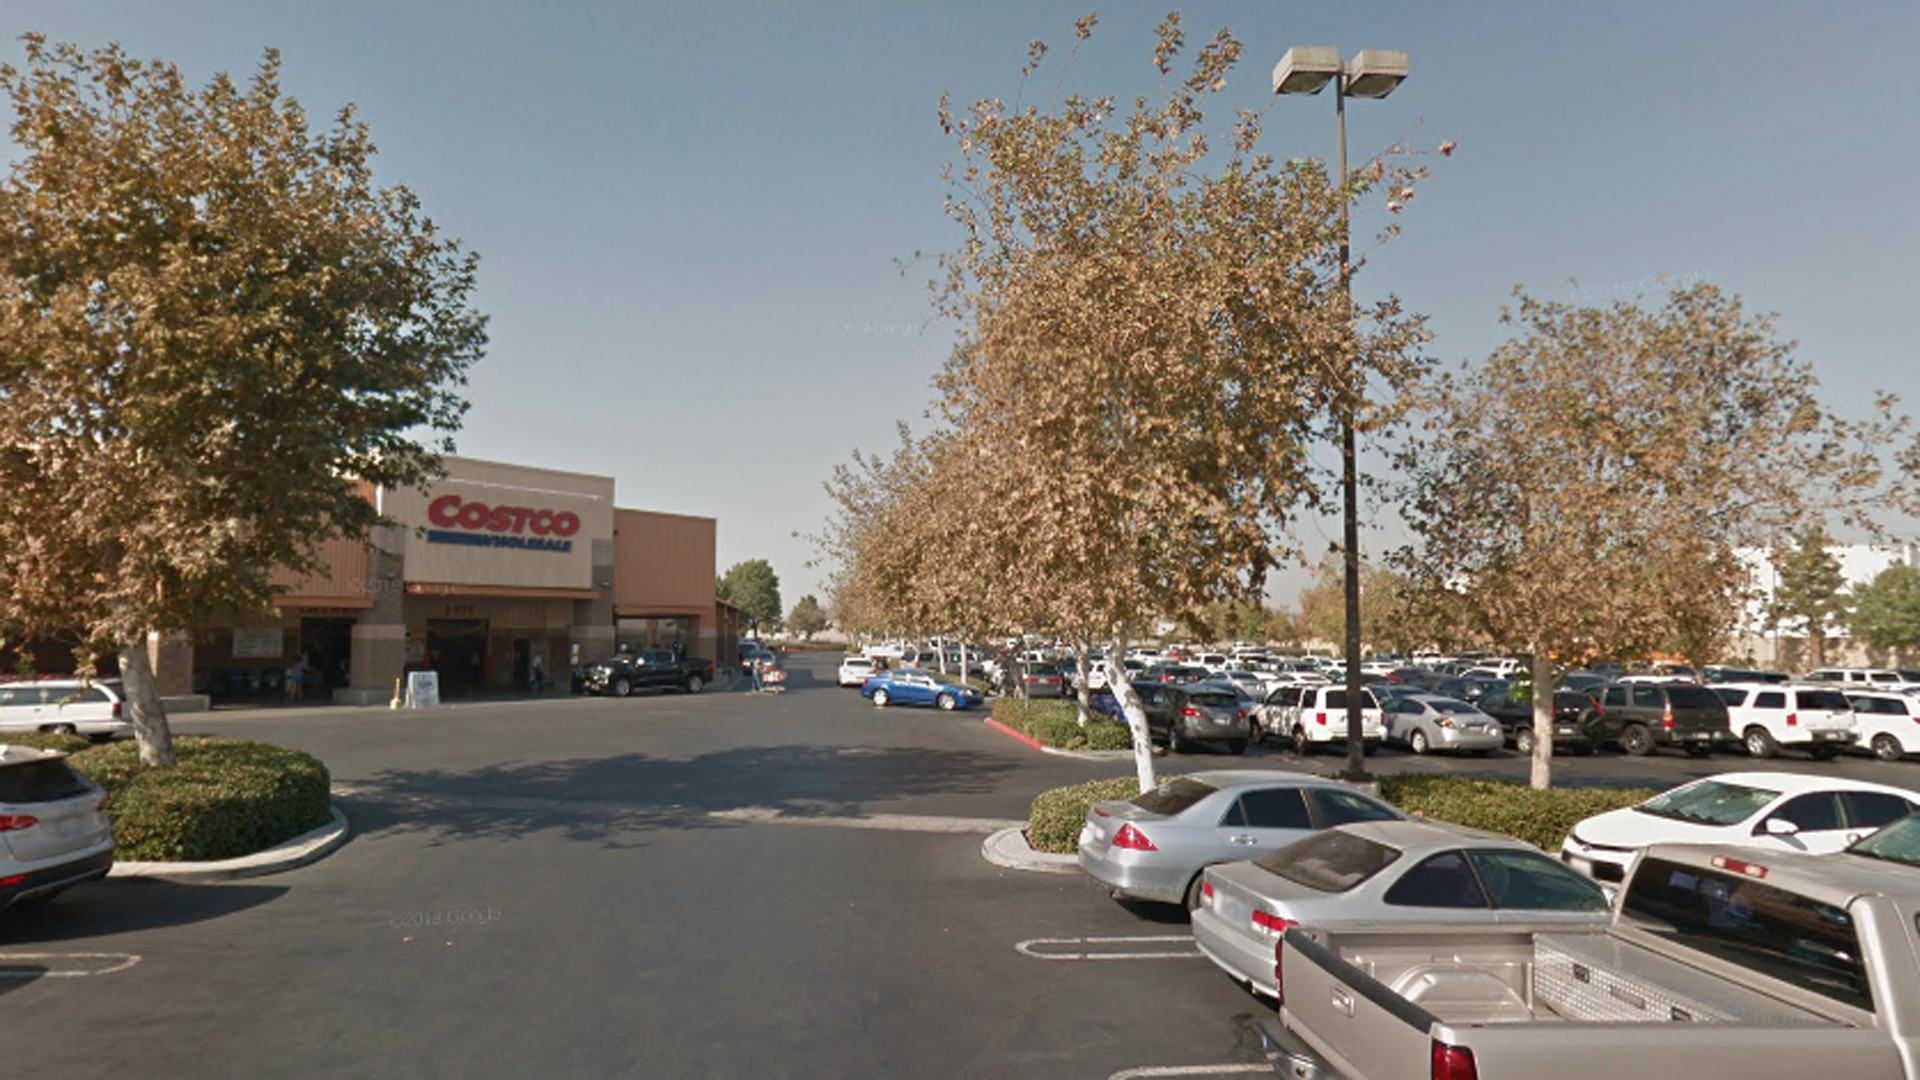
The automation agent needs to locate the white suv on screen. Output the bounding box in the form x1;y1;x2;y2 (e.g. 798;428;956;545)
0;744;114;910
838;655;883;688
1258;684;1384;753
0;680;131;741
1712;682;1857;760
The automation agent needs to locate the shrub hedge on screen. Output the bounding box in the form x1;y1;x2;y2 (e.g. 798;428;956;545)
0;731;94;754
991;697;1135;752
61;736;333;861
1028;775;1146;854
1378;774;1655;853
1026;771;1657;856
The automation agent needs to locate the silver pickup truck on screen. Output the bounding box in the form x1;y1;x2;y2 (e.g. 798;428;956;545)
1257;840;1920;1080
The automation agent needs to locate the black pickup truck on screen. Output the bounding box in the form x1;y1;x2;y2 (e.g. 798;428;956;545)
582;650;714;697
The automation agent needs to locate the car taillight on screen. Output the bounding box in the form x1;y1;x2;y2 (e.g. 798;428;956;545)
1431;1040;1479;1080
1316;711;1327;725
1113;824;1158;851
1786;713;1798;726
1435;715;1455;728
1711;854;1769;879
1236;709;1248;720
1182;706;1201;719
112;702;123;719
1201;881;1214;904
1663;707;1675;729
0;815;39;831
1253;910;1297;935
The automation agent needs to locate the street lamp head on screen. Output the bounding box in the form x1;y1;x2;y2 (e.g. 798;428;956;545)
1272;46;1342;96
1344;49;1410;99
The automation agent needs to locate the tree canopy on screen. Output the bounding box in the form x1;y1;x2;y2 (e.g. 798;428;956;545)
718;559;783;633
0;38;486;765
786;595;829;640
1849;564;1920;658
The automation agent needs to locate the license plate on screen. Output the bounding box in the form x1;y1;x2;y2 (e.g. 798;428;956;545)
1686;732;1713;741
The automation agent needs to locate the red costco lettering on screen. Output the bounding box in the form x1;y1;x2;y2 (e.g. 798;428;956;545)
428;494;463;527
427;496;582;536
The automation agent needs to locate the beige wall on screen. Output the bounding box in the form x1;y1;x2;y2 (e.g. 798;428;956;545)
384;457;615;592
270;535;374;607
612;509;716;616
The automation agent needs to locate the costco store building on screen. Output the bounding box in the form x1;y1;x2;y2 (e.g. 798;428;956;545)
147;456;733;706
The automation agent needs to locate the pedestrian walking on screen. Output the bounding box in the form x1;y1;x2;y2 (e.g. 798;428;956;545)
529;654;545;694
287;656;307;702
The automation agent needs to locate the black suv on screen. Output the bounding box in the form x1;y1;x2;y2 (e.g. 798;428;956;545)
1477;688;1597;756
1581;682;1731;756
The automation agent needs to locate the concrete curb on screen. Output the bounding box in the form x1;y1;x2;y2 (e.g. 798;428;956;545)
980;717;1138;761
110;802;351;882
982;826;1081;875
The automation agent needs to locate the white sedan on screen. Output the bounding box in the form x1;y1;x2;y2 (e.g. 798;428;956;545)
837;655;883;687
1560;770;1920;885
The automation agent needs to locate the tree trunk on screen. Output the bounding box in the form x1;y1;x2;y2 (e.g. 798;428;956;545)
1809;627;1827;668
1529;650;1555;791
1108;636;1157;793
1074;635;1093;727
118;634;177;768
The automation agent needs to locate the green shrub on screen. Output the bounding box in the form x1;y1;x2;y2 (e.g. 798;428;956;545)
0;732;93;754
69;736;333;861
1378;774;1655;852
992;697;1135;751
1028;775;1145;854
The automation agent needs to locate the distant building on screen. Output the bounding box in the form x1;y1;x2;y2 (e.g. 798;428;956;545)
1734;541;1919;668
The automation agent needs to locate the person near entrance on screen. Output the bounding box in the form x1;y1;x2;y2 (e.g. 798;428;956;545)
529;654;545;694
287;655;308;702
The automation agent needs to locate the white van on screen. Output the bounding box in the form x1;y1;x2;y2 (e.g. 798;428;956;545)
0;680;131;740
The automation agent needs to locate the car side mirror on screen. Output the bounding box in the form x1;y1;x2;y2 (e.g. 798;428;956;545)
1759;818;1800;838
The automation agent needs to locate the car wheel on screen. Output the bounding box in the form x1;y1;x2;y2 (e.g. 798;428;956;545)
1362;740;1378;758
1809;744;1839;762
611;678;631;698
1620;724;1653;756
936;693;957;711
872;689;890;707
43;723;78;736
1409;729;1430;755
1227;739;1247;756
1169;727;1191;754
1183;872;1208;915
1744;726;1778;759
1513;727;1537;756
686;674;704;694
1874;733;1905;761
1291;726;1313;756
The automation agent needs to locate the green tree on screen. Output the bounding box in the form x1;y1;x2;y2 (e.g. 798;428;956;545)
0;39;485;767
1849;564;1920;659
786;595;829;640
718;559;783;633
1765;525;1850;667
1395;285;1897;789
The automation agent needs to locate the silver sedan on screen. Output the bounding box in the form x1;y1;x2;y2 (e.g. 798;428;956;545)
1383;693;1504;754
1076;770;1408;909
1191;820;1611;996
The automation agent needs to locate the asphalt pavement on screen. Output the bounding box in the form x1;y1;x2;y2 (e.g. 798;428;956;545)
9;655;1920;1079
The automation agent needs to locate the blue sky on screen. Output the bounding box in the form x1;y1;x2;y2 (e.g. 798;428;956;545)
7;2;1917;611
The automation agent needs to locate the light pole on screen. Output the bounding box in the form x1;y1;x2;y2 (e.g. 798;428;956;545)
1273;47;1409;783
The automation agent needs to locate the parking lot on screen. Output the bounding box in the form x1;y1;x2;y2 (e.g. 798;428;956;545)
9;652;1920;1079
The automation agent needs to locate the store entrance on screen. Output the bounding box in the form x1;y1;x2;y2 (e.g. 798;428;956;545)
426;619;489;698
300;618;355;698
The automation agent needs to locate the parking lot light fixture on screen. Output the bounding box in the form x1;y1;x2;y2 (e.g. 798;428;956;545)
1273;45;1409;784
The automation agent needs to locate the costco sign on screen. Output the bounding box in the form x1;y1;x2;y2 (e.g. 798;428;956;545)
425;495;578;552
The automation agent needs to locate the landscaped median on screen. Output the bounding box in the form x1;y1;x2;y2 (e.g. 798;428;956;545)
3;732;333;861
1026;772;1658;855
987;697;1133;752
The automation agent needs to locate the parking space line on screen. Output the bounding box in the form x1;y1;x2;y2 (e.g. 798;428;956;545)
1014;934;1203;961
0;951;141;978
1109;1065;1271;1079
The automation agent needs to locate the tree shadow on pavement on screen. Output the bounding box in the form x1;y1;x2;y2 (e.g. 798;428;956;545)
345;743;1020;849
0;880;287;945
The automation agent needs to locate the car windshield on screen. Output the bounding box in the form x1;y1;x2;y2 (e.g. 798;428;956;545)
1130;777;1217;816
1847;816;1920;867
0;757;90;802
1636;780;1780;826
1254;829;1401;892
1426;698;1476;713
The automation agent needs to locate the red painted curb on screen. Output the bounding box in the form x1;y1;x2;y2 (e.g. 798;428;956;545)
983;716;1049;752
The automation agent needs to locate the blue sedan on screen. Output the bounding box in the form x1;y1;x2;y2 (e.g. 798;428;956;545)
861;669;983;711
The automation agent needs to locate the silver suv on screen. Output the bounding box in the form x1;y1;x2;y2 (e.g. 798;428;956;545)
0;744;115;911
